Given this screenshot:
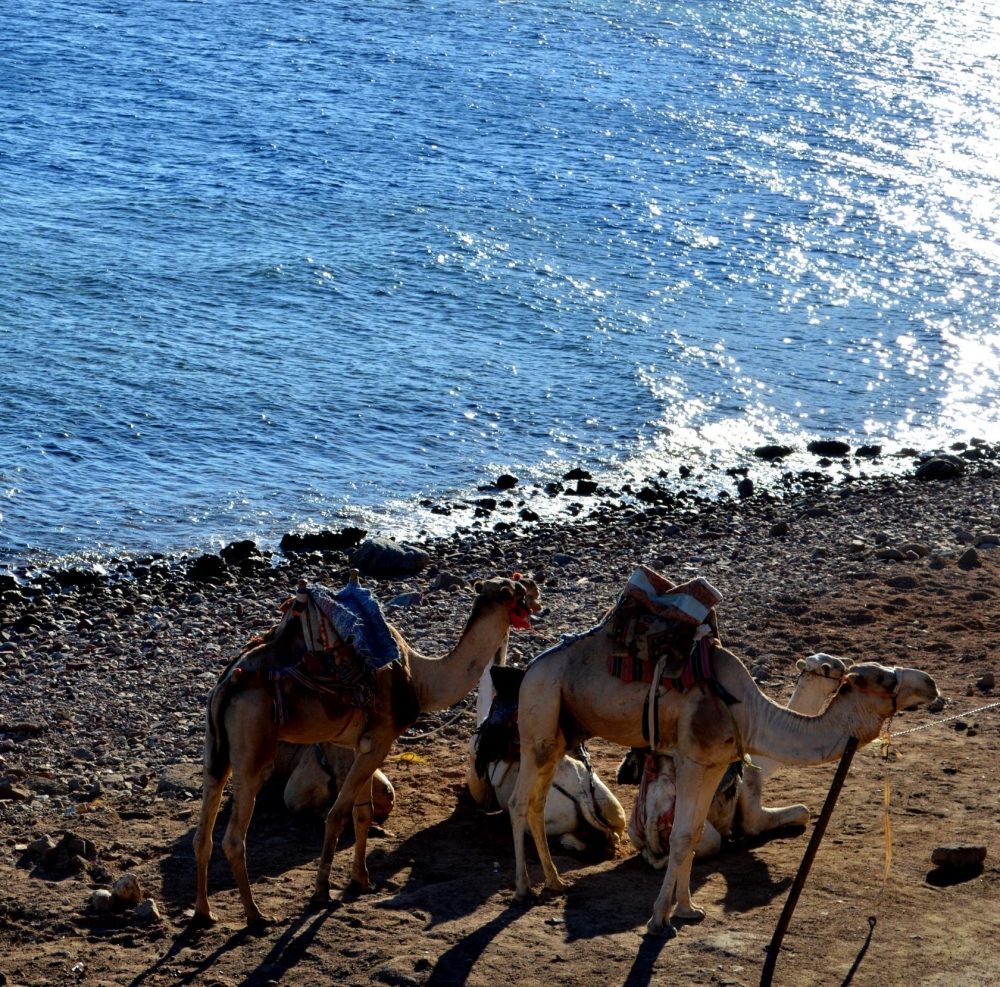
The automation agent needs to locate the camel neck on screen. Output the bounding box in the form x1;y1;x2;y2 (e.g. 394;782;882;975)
408;607;512;713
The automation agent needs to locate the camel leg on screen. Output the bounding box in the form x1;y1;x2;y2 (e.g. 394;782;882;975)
694;820;722;858
193;761;231;924
528;743;568;893
310;742;390;909
647;759;726;938
737;766;810;836
509;740;564;900
347;774;375;893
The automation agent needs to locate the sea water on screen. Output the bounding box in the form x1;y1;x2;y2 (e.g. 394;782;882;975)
2;0;999;564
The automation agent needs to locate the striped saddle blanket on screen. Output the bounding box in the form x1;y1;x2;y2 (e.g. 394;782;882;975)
607;566;722;690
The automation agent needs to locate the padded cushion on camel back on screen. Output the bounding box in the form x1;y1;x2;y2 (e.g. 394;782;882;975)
489;664;526;699
475;666;525;779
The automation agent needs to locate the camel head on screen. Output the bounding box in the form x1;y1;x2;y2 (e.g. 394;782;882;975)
796;653;853;681
467;574;542;630
838;661;940;712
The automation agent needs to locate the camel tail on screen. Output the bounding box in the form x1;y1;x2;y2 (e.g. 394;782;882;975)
205;656;240;781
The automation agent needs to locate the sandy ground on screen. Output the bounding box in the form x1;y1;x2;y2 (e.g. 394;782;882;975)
2;465;1000;987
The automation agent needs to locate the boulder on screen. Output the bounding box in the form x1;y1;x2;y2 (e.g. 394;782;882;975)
737;477;754;499
931;844;987;868
351;538;429;578
769;521;790;537
915;455;965;480
493;474;518;490
807;439;851;457
186;554;230;584
279;527;367;555
754;444;794;461
135;898;162;923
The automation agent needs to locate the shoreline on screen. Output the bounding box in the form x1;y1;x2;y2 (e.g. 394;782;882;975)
2;437;996;588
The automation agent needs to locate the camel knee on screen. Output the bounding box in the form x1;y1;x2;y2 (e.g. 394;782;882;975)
532;739;558;767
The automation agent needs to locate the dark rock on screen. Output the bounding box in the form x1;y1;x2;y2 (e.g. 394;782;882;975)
219;540;260;565
976;672;995;690
563;468;592;481
0;572;18;592
916;455;965;480
958;547;983;569
736;478;754;499
807;439;851;457
279;527;367;555
52;563;107;587
429;572;466;591
575;480;599;496
545;481;564;496
352;538;430;578
494;474;518;490
387;592;422;608
475;498;497;511
187;554;230;583
931;844;987;868
519;508;540;523
552;553;578;567
856;444;882;458
0;779;30;801
886;574;920;589
754;444;794;461
769;521;789;537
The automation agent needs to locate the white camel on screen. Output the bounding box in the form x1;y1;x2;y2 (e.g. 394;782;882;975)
623;653;853;865
508;627;938;938
270;741;396;819
466;663;626;852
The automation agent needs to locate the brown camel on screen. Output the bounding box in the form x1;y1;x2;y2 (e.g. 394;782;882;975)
193;574;540;926
509;631;938;938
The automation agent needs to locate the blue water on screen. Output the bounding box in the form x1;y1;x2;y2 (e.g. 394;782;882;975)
3;0;1000;565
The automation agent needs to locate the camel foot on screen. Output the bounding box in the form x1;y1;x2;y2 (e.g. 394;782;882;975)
543;876;570;894
645;915;677;939
308;890;333;912
246;913;277;930
189;909;217;929
344;879;374;897
673;903;706;922
513;886;540;906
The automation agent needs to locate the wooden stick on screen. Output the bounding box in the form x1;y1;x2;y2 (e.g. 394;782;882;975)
759;736;859;987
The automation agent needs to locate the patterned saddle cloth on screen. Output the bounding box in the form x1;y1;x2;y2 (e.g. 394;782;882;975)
607;565;722;688
234;580;401;718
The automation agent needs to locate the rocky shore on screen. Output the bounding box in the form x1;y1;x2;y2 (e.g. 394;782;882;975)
2;441;998;818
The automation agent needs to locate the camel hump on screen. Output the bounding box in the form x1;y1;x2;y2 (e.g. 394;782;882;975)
490;664;526;699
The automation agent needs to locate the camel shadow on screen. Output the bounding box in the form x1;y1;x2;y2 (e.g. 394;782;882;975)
559;836;795;942
155;786;347;911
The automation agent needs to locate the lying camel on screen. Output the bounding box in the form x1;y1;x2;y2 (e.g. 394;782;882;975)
466;664;626;852
508;626;938;938
620;653;853;864
194;574;540;925
269;742;395;819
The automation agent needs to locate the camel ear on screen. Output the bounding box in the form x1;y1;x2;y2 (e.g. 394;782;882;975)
513;580;526;599
473;580;484;595
796;659;806;671
499;583;514;600
845;671;861;689
843;658;854;667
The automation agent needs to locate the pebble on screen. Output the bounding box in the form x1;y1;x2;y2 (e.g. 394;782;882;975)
931;844;988;868
768;521;789;537
112;873;144;907
135;897;162;923
977;672;995;690
91;889;114;914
